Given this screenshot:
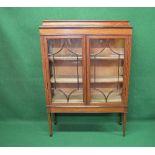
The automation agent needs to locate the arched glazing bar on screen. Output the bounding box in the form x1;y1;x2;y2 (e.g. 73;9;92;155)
48;39;82;103
90;39;124;102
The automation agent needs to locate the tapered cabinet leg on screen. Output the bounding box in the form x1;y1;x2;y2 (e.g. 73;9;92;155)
54;113;57;125
48;113;52;137
123;113;127;137
119;113;122;125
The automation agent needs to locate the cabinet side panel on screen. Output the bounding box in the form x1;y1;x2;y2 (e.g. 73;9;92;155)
123;36;132;105
40;36;52;108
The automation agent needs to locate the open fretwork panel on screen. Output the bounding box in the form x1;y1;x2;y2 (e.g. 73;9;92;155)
89;38;124;103
48;38;84;104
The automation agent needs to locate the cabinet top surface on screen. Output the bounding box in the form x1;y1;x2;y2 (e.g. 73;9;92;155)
39;20;132;29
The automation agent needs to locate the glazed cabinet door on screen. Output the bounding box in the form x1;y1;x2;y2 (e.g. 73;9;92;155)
86;36;128;105
43;36;86;105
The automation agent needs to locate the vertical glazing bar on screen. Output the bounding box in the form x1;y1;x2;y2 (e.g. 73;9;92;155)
77;55;80;90
52;55;57;89
121;60;124;76
117;55;120;90
93;56;96;89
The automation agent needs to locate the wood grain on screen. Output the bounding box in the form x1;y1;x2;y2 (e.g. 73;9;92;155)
39;20;132;136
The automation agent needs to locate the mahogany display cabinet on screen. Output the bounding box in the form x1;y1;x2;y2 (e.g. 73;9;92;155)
39;20;132;136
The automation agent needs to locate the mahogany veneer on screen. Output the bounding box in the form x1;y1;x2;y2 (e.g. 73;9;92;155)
39;20;132;136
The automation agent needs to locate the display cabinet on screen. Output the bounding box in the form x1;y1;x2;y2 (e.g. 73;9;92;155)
39;20;132;136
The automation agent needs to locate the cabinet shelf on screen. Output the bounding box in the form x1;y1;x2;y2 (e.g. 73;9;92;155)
48;55;124;61
52;92;121;103
52;89;83;103
50;77;82;83
49;56;82;61
90;55;124;60
52;93;122;103
52;95;83;103
91;89;122;103
50;76;123;83
91;77;123;83
91;95;122;103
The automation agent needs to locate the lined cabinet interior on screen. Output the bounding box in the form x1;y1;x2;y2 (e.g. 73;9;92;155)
88;38;124;104
47;36;125;105
47;37;85;104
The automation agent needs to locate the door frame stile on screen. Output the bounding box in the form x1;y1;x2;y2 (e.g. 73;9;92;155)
40;36;52;107
86;36;91;105
82;35;87;105
122;36;132;107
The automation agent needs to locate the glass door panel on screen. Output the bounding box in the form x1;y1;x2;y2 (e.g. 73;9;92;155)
47;38;84;104
89;38;125;103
